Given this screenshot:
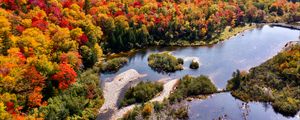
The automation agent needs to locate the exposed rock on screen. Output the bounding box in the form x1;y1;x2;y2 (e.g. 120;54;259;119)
190;59;200;69
283;41;300;51
98;69;146;119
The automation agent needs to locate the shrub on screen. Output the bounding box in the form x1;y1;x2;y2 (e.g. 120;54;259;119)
142;103;153;117
189;60;199;69
100;57;128;73
120;82;163;107
174;106;189;119
148;52;183;72
177;58;184;64
169;75;217;103
122;107;139;120
272;97;300;116
153;101;165;112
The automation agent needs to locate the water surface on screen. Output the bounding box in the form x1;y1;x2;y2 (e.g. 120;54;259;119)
189;93;300;120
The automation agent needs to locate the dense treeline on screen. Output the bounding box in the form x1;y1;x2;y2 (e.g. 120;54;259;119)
97;0;300;52
0;0;299;119
227;45;300;116
96;0;300;52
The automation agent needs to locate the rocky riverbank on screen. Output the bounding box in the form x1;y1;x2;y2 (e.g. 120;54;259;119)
98;69;179;120
98;69;147;120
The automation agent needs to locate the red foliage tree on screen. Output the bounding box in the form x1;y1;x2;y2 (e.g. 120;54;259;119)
2;0;18;10
48;5;61;17
28;0;47;10
133;1;142;8
52;63;77;90
16;52;26;62
6;101;16;114
89;7;99;15
114;11;124;17
63;0;72;8
32;19;49;31
16;25;25;33
79;34;88;45
59;19;72;30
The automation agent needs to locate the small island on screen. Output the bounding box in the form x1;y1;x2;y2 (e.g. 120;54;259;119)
148;52;183;73
189;60;200;69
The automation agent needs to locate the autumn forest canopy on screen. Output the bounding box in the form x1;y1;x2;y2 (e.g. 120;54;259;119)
0;0;300;119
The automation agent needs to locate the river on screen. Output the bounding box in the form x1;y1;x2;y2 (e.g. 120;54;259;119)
100;25;300;119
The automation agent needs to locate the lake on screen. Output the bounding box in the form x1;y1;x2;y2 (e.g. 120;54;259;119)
101;25;300;119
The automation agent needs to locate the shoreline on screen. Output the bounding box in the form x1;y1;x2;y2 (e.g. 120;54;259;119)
104;24;257;59
269;23;300;30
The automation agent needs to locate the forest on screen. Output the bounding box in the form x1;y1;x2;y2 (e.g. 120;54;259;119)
0;0;300;119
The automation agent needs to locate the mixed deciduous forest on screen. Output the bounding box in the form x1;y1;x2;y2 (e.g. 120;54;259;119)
0;0;299;119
